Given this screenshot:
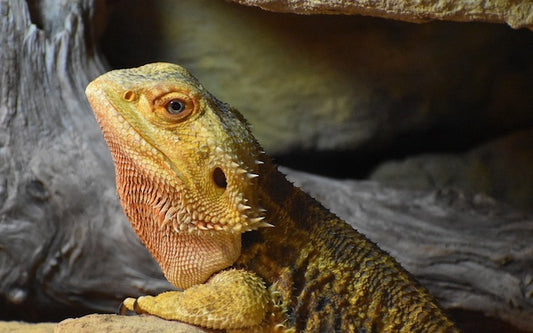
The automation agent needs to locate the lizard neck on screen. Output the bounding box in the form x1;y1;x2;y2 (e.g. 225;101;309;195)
256;157;320;232
239;157;321;279
110;139;241;289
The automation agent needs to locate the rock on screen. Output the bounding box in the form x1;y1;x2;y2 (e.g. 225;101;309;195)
101;0;533;158
55;314;211;333
228;0;533;30
0;321;55;333
370;128;533;212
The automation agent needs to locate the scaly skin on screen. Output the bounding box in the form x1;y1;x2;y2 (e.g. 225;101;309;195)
86;63;460;332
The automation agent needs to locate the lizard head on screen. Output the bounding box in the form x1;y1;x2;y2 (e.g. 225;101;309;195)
86;63;273;288
86;62;269;236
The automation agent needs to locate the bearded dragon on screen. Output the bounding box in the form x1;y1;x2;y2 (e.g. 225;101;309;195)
85;62;459;332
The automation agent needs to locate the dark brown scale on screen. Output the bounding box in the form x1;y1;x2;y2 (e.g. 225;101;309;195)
239;158;460;333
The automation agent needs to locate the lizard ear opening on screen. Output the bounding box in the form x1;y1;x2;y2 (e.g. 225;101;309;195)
213;167;227;189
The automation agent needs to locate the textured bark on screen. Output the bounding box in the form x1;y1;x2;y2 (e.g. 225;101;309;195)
0;1;532;332
370;128;533;212
229;0;533;29
0;0;172;322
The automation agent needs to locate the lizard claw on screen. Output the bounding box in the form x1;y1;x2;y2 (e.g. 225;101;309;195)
118;297;139;316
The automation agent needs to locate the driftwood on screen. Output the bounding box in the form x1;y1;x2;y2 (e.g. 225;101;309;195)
0;0;173;321
0;1;531;332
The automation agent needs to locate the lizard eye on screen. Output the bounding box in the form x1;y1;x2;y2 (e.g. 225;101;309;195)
156;92;195;123
166;99;186;115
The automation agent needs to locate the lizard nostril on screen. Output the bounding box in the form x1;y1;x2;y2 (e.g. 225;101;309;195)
213;167;227;189
123;90;136;101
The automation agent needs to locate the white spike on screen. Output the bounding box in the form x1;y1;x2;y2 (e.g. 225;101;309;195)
247;173;259;179
236;168;247;174
166;206;177;218
238;204;252;212
163;201;172;214
197;223;209;231
161;215;170;228
250;216;266;223
254;160;264;165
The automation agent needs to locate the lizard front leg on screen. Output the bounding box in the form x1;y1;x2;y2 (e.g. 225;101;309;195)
122;269;270;330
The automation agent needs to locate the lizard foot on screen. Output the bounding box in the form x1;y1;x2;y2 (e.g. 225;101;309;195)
122;269;270;330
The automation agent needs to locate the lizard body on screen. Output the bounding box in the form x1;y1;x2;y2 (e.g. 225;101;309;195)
86;63;459;332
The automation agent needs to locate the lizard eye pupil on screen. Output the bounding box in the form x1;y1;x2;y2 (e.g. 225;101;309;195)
166;99;186;115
